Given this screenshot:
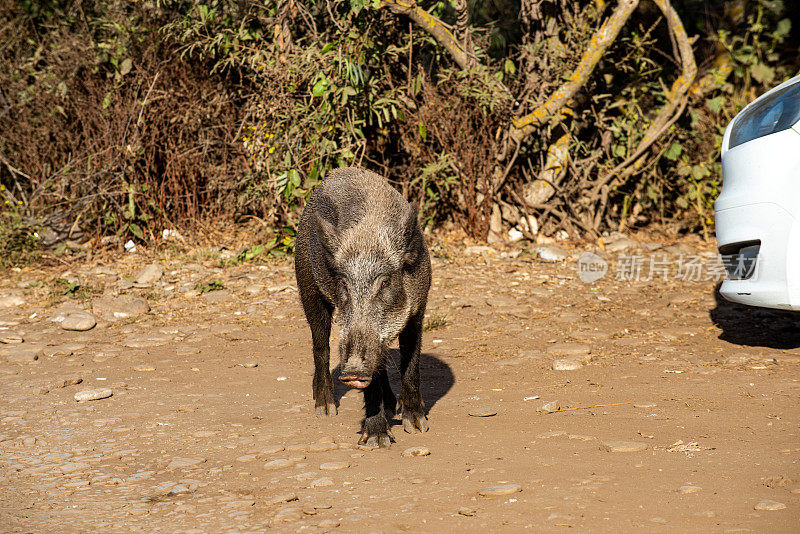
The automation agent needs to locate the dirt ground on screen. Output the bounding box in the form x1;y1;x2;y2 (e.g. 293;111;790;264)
0;236;798;533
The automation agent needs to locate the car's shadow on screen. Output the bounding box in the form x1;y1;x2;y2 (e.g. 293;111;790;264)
332;349;455;417
709;282;800;349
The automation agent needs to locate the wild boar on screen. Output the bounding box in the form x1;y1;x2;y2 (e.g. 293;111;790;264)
294;167;432;447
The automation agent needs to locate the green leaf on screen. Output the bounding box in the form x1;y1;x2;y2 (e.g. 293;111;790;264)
288;169;301;187
504;59;516;75
119;58;133;76
706;96;724;114
774;18;791;40
691;165;710;180
321;43;334;54
418;123;427;141
102;92;113;109
750;63;775;84
129;223;144;240
311;78;328;97
664;143;682;161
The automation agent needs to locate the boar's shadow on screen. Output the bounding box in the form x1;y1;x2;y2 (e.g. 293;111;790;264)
709;282;800;349
332;350;454;416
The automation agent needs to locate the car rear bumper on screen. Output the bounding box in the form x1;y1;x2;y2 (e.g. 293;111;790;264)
715;202;800;310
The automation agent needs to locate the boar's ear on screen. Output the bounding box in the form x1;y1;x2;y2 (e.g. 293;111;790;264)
401;203;422;266
311;213;340;262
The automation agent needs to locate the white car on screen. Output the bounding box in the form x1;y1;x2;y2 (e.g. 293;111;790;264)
715;73;800;310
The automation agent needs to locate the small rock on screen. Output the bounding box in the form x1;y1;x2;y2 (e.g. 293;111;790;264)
465;245;496;256
267;493;298;505
256;445;285;455
310;477;334;488
600;441;647;453
537;400;560;413
401;446;430;457
74;388;113;402
272;506;302;523
61;312;97;331
4;345;42;362
168;484;191;495
535;244;568;262
92;294;150;321
134;263;164;284
552;359;583;371
479;484;521;496
604;236;638;253
0;334;23;344
241;362;258;368
678;485;702;494
546;343;592;359
536;430;566;439
319;462;349;471
318;519;340;528
508;228;524;242
201;290;234;304
763;475;793;488
0;295;25;308
308;442;338;453
43;343;86;358
468;408;497;417
264;459;294;470
546;513;574;522
458;506;476;516
693;510;716;518
754;499;786;511
53;376;83;388
166;457;206;470
123;334;173;348
59;462;90;474
244;284;263;295
722;354;751;367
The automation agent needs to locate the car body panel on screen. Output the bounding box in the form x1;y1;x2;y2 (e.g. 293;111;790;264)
715;74;800;311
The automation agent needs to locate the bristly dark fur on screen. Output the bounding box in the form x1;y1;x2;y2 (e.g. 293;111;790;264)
294;167;432;448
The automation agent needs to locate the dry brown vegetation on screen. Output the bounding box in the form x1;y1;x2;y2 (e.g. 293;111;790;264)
0;0;798;263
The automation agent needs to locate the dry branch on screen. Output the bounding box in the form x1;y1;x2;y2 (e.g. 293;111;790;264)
590;0;698;230
379;0;510;97
509;0;640;144
380;0;470;69
620;0;697;165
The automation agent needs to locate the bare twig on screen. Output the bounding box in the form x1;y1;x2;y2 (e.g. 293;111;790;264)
509;0;641;144
541;401;631;414
136;72;160;128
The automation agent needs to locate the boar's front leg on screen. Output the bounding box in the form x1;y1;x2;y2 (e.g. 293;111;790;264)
398;312;428;433
359;367;395;448
300;288;337;418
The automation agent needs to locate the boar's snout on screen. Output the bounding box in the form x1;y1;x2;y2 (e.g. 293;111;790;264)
339;325;382;389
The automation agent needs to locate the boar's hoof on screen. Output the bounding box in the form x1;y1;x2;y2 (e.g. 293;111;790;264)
359;416;394;448
315;402;338;418
402;410;428;434
359;431;393;449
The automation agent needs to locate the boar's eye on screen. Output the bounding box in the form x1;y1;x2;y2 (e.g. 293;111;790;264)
380;278;390;290
339;278;348;291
